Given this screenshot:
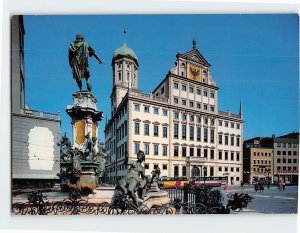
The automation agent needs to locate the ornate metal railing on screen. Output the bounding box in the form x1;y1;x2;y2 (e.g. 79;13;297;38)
12;187;253;215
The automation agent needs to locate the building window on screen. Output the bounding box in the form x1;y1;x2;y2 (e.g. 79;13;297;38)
163;164;167;170
144;124;149;136
197;127;201;141
174;112;179;120
182;147;186;157
225;122;228;127
230;167;234;172
182;99;187;106
225;135;228;145
219;120;222;126
204;128;208;142
163;146;168;156
174;166;179;177
210;129;214;143
288;151;292;155
277;143;281;147
277;151;281;155
144;144;150;155
236;124;240;129
283;158;286;163
293;151;297;156
190;126;194;140
224;167;228;172
283;151;286;155
144;106;150;113
225;151;228;160
219;151;222;160
174;146;178;157
204;104;208;110
218;166;222;172
236;153;240;161
154;125;159;137
182;84;187;91
189;87;194;93
204;149;208;158
204;90;208;96
154;107;159;115
174;124;179;139
174;97;179;104
134;143;140;154
231;136;234;146
231;123;234;128
163;110;168;116
231;152;234;161
134;122;140;134
293;159;297;163
210;106;215;112
197;103;201;109
182;166;187;176
154;144;159;155
210;92;215;98
196;89;201;95
190;147;194;157
174;82;179;89
161;87;165;94
197;148;201;157
189;101;194;108
210;150;214;160
219;134;222;144
236;137;240;147
182;114;187;121
163;127;168;138
145;164;149;169
134;104;140;111
182;125;187;140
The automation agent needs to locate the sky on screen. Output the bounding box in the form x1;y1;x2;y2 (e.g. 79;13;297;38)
23;14;299;141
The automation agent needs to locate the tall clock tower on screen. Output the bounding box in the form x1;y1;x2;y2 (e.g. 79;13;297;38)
110;32;139;116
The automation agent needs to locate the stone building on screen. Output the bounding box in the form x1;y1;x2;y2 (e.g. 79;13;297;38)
243;132;299;185
11;16;61;187
105;39;243;185
273;133;299;184
243;137;273;183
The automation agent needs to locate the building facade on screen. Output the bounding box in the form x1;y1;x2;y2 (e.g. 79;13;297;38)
243;138;273;183
11;16;61;187
243;133;299;185
273;133;299;184
105;39;243;185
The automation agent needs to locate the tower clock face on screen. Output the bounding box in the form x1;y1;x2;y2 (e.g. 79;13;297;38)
188;64;200;81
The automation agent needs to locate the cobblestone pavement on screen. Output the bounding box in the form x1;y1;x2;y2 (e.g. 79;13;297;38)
221;185;298;214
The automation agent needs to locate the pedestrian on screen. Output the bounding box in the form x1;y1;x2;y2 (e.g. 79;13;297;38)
259;182;264;192
278;180;283;191
240;180;244;191
254;182;257;192
224;183;229;192
282;181;286;191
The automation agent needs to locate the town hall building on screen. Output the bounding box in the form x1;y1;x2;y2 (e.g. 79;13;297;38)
104;38;243;185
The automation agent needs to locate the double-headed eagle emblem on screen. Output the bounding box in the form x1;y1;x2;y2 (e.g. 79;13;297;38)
189;66;200;80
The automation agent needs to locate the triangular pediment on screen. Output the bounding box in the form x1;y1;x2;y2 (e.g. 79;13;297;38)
178;49;211;67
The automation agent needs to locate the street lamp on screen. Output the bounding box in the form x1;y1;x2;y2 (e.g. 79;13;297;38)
267;169;270;189
203;166;207;185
